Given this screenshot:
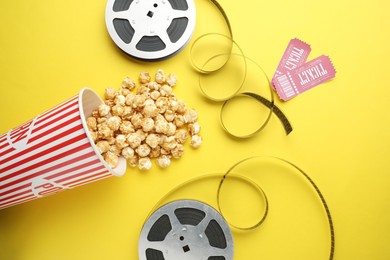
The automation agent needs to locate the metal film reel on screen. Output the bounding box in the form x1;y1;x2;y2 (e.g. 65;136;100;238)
139;200;234;260
105;0;196;61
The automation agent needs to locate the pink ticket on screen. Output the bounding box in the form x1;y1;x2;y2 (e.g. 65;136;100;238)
272;38;311;87
273;55;336;101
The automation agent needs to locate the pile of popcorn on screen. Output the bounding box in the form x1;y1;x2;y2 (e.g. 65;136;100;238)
87;69;202;170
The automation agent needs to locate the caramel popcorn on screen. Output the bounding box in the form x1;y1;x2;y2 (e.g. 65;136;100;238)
107;116;121;131
138;157;152;170
160;148;170;155
176;99;186;114
155;117;168;134
169;99;179;112
122;106;133;120
156;155;171;168
155;69;167;84
91;110;99;118
131;113;143;129
146;134;161;148
120;87;131;97
127;133;142;149
96;140;110;154
150;146;161;158
105;87;117;100
161;136;177;151
98;104;111;117
107;137;116;145
164;110;175;122
166;123;176;136
139;72;151;84
136;129;148;141
89;70;202;170
111;104;124;117
143;104;159;118
190;135;202;148
104;152;119;168
128;155;138;167
133;95;146;108
171;144;184;159
136;144;151;157
121;77;135;90
115;134;128;149
150;90;161;100
109;145;122;156
97;124;113;140
141;118;155;132
155;97;168;113
160;85;173;97
174;115;185;128
175;129;189;144
97;117;107;124
166;73;177;87
121;147;135;159
148;81;160;91
125;93;136;106
137;85;150;95
87;117;97;131
188;122;201;136
184;109;198;123
114;94;126;106
104;99;115;107
119;121;134;134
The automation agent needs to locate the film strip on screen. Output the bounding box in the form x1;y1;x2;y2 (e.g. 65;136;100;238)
188;3;293;138
139;156;334;260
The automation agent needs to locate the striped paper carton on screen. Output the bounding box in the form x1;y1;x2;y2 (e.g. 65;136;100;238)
0;88;126;209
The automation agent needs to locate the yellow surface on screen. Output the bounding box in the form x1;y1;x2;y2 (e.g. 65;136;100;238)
0;0;389;259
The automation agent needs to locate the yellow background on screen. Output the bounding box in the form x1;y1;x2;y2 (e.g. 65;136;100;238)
0;0;389;259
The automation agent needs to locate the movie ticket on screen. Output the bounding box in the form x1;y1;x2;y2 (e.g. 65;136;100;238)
273;55;336;101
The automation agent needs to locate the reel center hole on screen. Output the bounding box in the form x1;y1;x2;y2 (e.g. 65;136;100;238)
147;11;154;18
179;236;184;241
154;3;158;7
182;245;190;252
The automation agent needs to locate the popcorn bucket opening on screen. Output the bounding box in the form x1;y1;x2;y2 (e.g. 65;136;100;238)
78;88;127;177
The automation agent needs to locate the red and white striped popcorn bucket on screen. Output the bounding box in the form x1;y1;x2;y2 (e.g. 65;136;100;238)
0;88;127;209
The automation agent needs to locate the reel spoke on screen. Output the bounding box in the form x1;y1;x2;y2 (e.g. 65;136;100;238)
159;32;173;46
143;240;167;252
194;213;213;234
111;10;131;20
170;10;189;19
128;30;144;49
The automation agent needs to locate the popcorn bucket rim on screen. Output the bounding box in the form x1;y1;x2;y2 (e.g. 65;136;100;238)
78;87;127;177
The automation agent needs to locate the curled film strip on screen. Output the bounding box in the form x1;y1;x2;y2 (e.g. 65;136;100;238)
139;156;334;260
196;49;292;137
188;3;293;138
105;0;196;61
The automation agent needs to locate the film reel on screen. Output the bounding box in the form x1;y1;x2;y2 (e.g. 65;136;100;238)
105;0;196;61
139;200;234;260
